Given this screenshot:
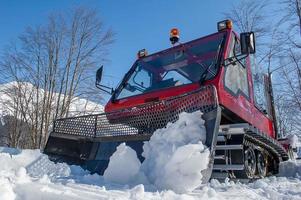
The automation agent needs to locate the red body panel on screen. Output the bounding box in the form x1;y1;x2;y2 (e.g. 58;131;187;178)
216;31;275;138
105;29;276;139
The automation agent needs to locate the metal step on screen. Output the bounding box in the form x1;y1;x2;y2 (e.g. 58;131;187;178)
216;144;243;150
217;135;226;142
211;172;229;180
219;124;248;135
213;164;244;171
219;128;245;135
220;123;249;129
214;155;226;160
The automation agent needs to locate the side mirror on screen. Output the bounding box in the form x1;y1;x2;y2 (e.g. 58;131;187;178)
95;66;114;95
96;66;103;85
240;32;255;55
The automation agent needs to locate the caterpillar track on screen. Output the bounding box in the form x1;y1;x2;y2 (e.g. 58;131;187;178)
211;123;289;181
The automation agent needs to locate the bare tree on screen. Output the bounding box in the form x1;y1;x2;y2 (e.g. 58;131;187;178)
275;94;294;137
0;7;113;149
269;47;301;137
224;0;270;41
223;0;291;64
280;0;301;40
268;0;301;138
223;0;301;137
223;0;279;74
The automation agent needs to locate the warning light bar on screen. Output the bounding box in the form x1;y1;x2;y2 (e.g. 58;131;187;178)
170;28;180;45
137;49;148;58
217;20;233;31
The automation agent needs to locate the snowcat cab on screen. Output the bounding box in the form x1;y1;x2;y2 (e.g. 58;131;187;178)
44;20;290;181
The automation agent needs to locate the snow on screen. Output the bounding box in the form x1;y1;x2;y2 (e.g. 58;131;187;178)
103;111;209;193
0;111;301;199
0;81;104;119
140;111;209;193
279;160;301;178
0;146;301;199
287;134;299;149
103;143;142;184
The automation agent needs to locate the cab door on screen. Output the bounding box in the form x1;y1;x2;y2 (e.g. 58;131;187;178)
222;33;253;121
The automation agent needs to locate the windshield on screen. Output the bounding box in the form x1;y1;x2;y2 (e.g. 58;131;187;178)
115;32;225;100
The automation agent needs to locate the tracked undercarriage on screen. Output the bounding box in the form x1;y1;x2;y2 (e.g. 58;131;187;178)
212;124;288;181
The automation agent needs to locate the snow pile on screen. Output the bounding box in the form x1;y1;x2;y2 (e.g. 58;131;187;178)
0;176;15;200
0;147;41;173
0;147;101;200
141;111;209;193
103;143;141;184
287;134;299;148
104;111;210;193
26;155;71;179
279;160;301;178
0;147;72;181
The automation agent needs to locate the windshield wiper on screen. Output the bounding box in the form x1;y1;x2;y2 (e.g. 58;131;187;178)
198;38;224;84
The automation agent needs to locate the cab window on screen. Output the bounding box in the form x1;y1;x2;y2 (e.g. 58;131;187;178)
224;34;249;98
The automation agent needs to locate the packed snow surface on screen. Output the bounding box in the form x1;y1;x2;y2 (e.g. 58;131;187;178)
1;147;301;200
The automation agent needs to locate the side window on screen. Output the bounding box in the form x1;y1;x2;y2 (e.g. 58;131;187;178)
117;66;152;99
253;71;269;113
224;34;249;98
132;68;151;88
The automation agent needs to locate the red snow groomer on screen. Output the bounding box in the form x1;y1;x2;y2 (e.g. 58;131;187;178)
44;20;292;182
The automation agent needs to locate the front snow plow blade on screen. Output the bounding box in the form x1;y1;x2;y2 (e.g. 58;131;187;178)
44;85;221;180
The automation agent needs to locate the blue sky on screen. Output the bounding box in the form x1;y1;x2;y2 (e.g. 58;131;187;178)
0;0;241;99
